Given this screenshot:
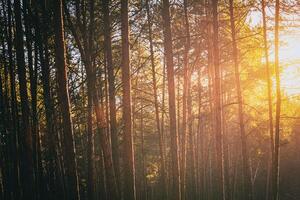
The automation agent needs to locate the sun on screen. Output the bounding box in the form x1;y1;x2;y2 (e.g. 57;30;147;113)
268;30;300;97
249;10;300;97
278;34;300;96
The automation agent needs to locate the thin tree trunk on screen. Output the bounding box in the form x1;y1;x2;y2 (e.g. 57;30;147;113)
4;0;20;197
223;118;231;200
261;0;274;198
0;50;8;199
145;0;167;198
33;0;61;197
86;1;96;199
196;64;203;200
93;70;119;200
161;0;181;199
121;1;136;199
228;0;253;199
34;40;44;200
161;61;168;199
180;0;190;198
87;84;95;200
64;0;119;197
273;0;281;199
186;78;196;200
102;0;121;194
177;72;181;151
140;103;147;200
182;1;196;198
23;0;42;197
211;0;225;199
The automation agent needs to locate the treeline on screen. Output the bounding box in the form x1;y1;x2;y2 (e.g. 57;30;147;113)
0;0;299;200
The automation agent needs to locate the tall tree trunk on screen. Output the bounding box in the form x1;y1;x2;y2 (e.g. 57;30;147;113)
228;0;253;199
161;0;181;199
33;0;61;197
273;0;281;199
53;0;80;199
121;0;136;199
23;0;42;197
64;0;119;197
261;0;274;198
180;0;190;198
5;0;20;198
88;7;119;200
102;0;121;194
145;0;167;198
211;0;225;199
14;0;35;199
182;1;196;198
86;0;96;199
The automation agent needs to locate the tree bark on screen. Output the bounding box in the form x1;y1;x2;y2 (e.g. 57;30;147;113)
102;0;121;194
33;0;61;197
161;0;181;199
5;0;20;198
211;0;225;199
14;0;35;199
273;0;281;199
181;0;190;198
23;0;42;197
121;1;136;199
64;1;119;197
261;0;274;198
53;0;80;199
228;0;253;199
86;1;96;199
145;0;167;198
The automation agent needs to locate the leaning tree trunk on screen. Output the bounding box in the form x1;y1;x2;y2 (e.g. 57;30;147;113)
102;0;121;194
87;0;119;198
64;0;119;197
53;0;80;199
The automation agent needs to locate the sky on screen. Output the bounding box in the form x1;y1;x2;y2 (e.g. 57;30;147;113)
248;8;300;96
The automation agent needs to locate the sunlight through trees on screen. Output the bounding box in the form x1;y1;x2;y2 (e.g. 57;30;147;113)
0;0;300;199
